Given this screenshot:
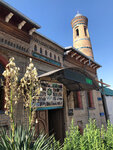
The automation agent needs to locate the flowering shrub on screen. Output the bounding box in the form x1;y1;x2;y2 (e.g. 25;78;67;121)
2;57;41;134
2;57;20;138
0;57;62;150
18;58;41;130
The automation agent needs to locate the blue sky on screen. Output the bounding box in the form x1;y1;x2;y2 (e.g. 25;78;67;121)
3;0;113;89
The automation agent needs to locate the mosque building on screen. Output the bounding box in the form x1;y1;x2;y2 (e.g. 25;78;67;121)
0;0;106;142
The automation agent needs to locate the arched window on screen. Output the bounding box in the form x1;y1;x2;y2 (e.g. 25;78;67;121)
50;52;52;58
84;27;87;36
40;48;42;54
76;29;79;36
5;40;7;44
74;91;82;109
34;45;37;52
87;91;94;108
54;54;56;60
45;50;47;56
58;56;60;62
0;62;5;111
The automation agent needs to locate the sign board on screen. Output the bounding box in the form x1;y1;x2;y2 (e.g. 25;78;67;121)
86;78;93;85
68;109;73;116
35;81;63;109
32;52;61;67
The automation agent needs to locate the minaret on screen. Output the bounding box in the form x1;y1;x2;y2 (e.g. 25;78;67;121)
71;12;94;60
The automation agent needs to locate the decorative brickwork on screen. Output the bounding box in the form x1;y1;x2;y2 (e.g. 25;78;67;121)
0;2;106;138
71;14;94;59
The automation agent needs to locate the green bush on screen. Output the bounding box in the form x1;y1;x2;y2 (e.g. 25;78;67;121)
80;120;105;150
63;119;113;150
1;120;113;150
63;120;81;150
102;121;113;150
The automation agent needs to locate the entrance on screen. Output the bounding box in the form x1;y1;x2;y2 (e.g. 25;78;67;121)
36;110;48;135
0;62;5;111
48;109;65;143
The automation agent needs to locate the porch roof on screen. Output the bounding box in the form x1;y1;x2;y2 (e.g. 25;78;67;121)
38;67;99;91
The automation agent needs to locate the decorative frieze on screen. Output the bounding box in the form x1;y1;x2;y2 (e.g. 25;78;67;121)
0;31;29;53
32;37;63;55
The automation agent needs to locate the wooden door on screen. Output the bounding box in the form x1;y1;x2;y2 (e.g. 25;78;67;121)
0;87;4;110
48;109;65;143
36;110;48;135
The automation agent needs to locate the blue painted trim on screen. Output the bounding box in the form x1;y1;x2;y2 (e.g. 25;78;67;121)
97;97;102;101
74;38;90;43
37;106;63;111
73;21;86;27
100;112;105;116
77;46;92;50
73;23;86;27
0;110;5;114
32;52;61;67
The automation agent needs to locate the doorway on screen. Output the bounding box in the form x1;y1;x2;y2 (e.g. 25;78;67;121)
48;109;65;143
0;62;5;111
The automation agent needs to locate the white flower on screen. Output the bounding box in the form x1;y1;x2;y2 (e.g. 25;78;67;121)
36;119;38;124
40;87;43;91
29;63;34;68
30;58;32;62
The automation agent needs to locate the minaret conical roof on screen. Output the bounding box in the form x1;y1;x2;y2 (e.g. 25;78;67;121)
75;11;83;17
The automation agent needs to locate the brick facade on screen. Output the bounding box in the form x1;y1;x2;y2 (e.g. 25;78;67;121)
0;1;106;139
